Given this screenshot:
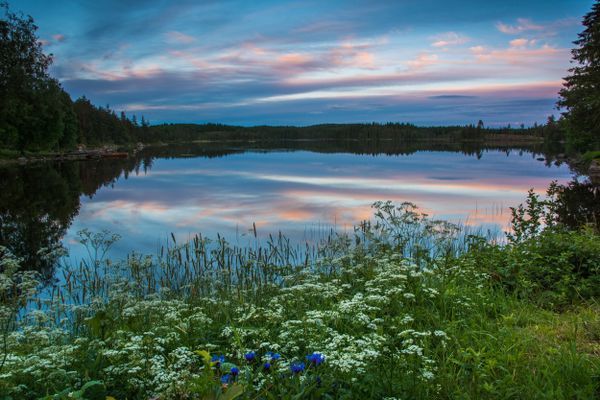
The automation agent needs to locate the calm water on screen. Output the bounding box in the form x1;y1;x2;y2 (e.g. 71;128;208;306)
0;143;573;275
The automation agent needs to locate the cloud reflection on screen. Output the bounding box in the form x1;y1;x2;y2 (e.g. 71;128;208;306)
63;150;572;259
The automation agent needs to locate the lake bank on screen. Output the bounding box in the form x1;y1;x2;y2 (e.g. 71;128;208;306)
1;200;598;399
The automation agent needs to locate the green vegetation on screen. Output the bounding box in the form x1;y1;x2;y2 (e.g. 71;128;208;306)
0;2;76;151
0;2;141;153
558;0;600;151
1;193;598;399
582;150;600;163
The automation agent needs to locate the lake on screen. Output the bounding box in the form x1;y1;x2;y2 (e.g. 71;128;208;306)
0;142;573;277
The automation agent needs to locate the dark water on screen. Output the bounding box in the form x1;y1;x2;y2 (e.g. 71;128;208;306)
0;141;574;279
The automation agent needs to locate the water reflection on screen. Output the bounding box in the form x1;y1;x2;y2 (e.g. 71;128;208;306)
0;141;575;278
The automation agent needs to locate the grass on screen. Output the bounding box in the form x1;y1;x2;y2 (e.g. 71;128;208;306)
0;201;598;399
582;150;600;162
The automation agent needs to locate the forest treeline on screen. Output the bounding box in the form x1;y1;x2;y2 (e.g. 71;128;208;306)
142;120;563;144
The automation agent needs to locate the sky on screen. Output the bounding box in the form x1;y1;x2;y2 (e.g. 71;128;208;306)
16;0;595;126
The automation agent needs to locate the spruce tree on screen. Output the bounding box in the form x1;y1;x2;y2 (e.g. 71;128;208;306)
558;1;600;150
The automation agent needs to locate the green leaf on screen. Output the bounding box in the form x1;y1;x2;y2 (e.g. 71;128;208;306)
218;383;244;400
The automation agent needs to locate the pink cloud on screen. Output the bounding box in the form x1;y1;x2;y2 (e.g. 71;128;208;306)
469;45;486;54
509;38;536;48
431;32;469;48
473;43;563;65
496;18;544;34
53;33;66;42
278;53;314;67
407;53;439;69
329;42;376;69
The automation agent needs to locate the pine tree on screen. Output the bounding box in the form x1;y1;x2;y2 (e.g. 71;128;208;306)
558;0;600;150
0;1;77;151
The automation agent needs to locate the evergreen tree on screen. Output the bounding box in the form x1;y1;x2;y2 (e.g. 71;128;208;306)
558;0;600;150
0;1;76;151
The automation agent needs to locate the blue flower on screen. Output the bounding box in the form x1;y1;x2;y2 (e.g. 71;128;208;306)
220;373;231;384
263;362;271;371
267;352;281;361
211;355;225;366
306;352;325;366
230;366;239;376
245;351;256;362
290;362;305;374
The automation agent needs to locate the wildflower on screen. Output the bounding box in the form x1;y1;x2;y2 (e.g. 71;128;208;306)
221;373;232;384
290;362;305;374
245;351;256;362
230;367;239;376
306;352;325;366
267;351;281;361
422;370;435;380
211;355;225;367
263;362;271;371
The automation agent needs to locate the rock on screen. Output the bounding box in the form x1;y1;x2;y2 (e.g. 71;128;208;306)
588;160;600;182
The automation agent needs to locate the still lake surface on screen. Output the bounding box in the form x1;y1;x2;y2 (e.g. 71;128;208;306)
0;143;573;273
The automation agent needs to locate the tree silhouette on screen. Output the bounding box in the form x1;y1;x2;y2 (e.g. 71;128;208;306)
558;1;600;150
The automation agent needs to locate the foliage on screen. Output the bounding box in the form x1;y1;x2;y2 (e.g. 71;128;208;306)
582;150;600;162
558;0;600;151
73;97;140;146
471;186;600;308
0;2;77;151
0;202;598;399
0;2;143;152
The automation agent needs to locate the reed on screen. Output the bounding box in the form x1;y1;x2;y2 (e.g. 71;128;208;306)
0;201;597;400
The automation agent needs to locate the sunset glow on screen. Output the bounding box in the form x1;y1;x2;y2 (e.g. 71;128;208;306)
18;0;592;126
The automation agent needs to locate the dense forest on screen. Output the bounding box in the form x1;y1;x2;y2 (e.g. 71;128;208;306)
143;119;564;144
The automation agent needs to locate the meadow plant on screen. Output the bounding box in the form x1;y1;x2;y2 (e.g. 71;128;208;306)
0;202;598;399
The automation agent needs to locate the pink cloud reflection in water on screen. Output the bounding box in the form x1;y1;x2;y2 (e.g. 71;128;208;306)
63;150;573;259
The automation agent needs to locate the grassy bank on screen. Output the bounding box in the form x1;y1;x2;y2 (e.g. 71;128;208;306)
0;201;598;399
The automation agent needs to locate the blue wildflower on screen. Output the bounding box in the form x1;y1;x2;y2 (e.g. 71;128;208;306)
290;362;305;374
306;352;325;366
220;373;231;384
230;367;239;376
211;355;225;367
245;351;256;362
267;352;281;361
264;362;271;371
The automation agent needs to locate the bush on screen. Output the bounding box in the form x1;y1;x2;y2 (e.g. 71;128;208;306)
468;187;600;308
